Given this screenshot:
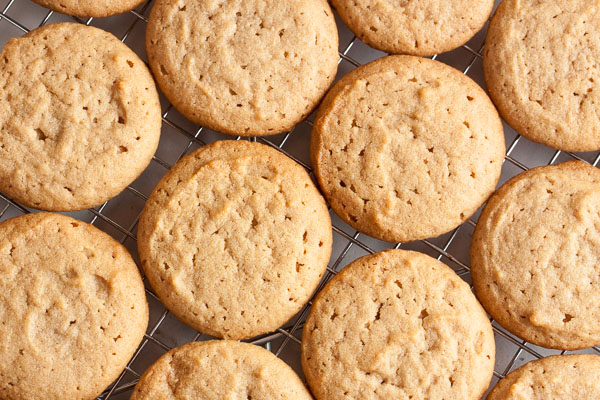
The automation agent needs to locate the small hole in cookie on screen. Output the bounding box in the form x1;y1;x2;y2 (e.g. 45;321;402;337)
229;87;237;96
563;313;574;323
118;116;125;124
375;303;383;320
339;180;346;187
467;96;474;101
126;60;134;68
35;128;47;141
118;146;128;153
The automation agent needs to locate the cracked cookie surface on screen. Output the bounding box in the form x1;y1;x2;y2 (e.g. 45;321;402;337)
0;23;161;211
484;0;600;151
138;140;332;340
302;249;495;400
131;340;312;399
0;212;148;400
471;162;600;350
311;55;505;242
146;0;339;136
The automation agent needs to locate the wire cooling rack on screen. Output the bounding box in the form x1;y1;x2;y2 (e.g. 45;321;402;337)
1;0;600;398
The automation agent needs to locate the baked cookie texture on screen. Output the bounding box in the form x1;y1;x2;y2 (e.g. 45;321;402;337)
131;340;313;399
488;354;600;399
331;0;493;56
0;212;148;400
31;0;145;17
138;140;332;340
311;55;505;243
484;0;600;151
146;0;339;136
302;249;495;400
471;161;600;350
0;23;162;211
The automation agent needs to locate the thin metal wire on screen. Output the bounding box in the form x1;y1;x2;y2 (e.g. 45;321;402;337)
1;1;599;398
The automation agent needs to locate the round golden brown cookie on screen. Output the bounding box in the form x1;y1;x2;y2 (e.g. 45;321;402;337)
488;354;600;399
302;249;495;400
131;340;312;399
0;23;161;211
330;0;493;56
484;0;600;151
31;0;145;17
138;140;332;340
0;212;148;400
310;55;505;243
471;161;600;350
146;0;339;136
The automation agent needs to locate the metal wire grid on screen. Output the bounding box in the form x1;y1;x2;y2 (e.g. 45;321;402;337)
1;0;600;398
